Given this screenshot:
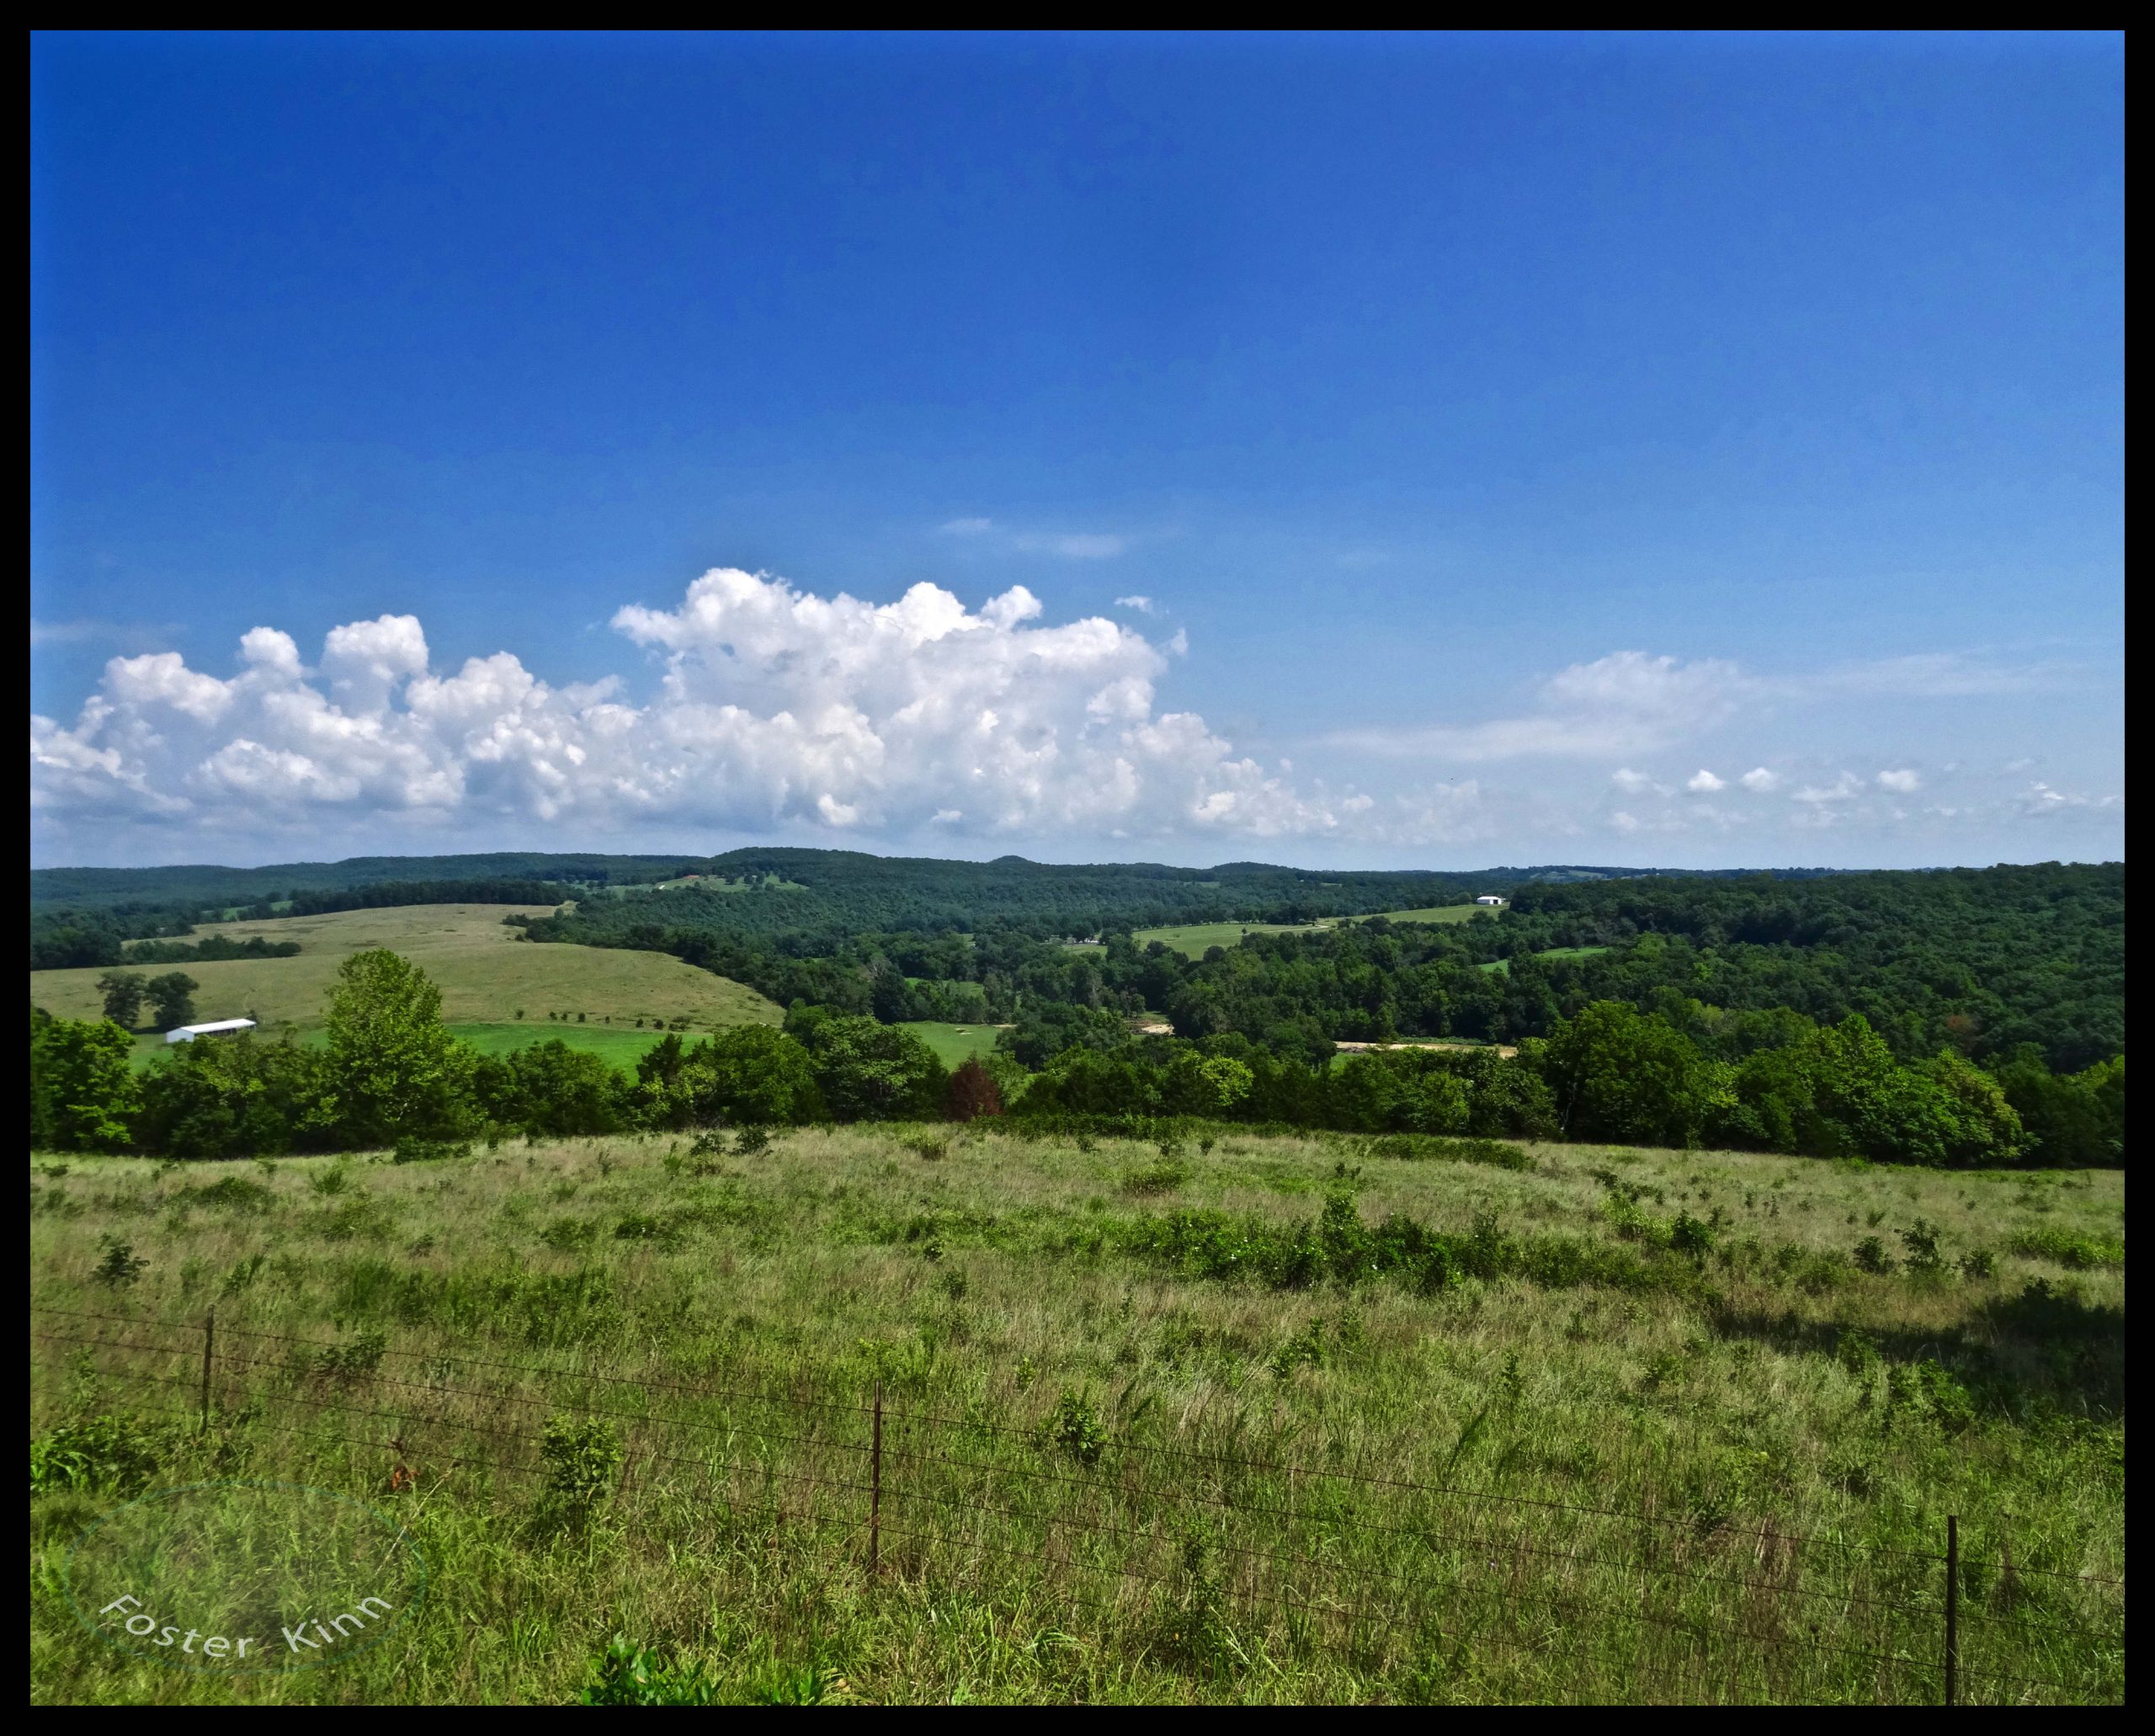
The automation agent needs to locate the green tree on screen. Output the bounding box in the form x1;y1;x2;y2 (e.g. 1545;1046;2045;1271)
1540;1002;1723;1148
137;1034;339;1160
475;1041;626;1137
671;1025;823;1127
324;950;474;1146
783;1009;944;1121
146;972;199;1030
97;971;148;1029
30;1008;139;1152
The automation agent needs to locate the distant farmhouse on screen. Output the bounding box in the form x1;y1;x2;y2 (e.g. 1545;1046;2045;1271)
1475;895;1507;907
164;1018;257;1045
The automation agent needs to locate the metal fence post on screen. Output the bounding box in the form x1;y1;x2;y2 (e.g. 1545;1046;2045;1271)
1945;1514;1959;1706
870;1378;883;1578
200;1308;215;1433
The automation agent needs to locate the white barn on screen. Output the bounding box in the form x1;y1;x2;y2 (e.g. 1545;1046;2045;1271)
164;1019;258;1045
1475;895;1507;907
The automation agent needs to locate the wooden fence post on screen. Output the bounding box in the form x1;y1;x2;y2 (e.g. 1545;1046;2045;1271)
1945;1514;1959;1707
870;1378;883;1578
200;1308;215;1433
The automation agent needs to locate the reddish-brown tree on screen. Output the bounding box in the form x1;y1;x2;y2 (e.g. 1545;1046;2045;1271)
944;1057;1004;1121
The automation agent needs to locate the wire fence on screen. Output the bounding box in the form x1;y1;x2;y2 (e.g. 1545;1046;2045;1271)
29;1303;2125;1704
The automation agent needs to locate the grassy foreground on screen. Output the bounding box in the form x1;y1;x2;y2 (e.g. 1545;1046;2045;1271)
29;1127;2124;1704
28;904;782;1041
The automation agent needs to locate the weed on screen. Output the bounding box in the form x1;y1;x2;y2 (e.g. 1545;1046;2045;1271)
580;1637;716;1706
1048;1386;1108;1466
537;1414;624;1531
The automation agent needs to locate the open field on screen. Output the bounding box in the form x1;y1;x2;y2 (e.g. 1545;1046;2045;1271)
1333;1040;1519;1063
1361;903;1503;924
1132;920;1335;957
1132;906;1500;959
896;1021;1007;1068
28;905;780;1041
29;1127;2123;1704
1481;946;1612;976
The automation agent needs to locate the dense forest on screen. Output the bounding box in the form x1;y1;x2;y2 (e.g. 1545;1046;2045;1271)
29;850;2123;1169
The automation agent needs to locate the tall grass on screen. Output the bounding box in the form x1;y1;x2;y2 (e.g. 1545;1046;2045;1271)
30;1128;2125;1704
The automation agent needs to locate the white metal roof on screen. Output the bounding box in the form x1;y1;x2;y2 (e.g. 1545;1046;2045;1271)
164;1019;258;1042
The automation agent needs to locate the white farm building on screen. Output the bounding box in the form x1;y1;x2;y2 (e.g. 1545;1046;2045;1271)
1475;895;1507;907
164;1019;258;1045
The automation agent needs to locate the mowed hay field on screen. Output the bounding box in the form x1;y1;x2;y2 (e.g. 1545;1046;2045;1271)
26;904;782;1044
1133;920;1335;957
29;1129;2123;1705
897;1020;1007;1067
1134;906;1497;958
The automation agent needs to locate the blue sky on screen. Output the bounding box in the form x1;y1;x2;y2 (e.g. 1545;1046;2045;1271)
30;31;2123;870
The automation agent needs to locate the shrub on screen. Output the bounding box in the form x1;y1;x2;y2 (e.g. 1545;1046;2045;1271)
2007;1226;2126;1270
391;1137;472;1165
93;1237;147;1288
1853;1236;1896;1275
309;1329;389;1380
30;1412;174;1494
1898;1219;1946;1275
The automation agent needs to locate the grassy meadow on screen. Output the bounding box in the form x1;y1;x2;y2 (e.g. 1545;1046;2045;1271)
1132;906;1497;959
29;1126;2124;1705
896;1021;1008;1068
27;904;782;1046
1133;921;1335;958
1361;904;1503;925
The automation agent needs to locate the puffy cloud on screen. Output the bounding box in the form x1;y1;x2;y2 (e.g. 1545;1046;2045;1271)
1739;767;1780;792
1113;595;1157;615
321;615;429;712
1876;769;1922;793
105;652;233;723
1686;769;1726;793
27;566;1413;849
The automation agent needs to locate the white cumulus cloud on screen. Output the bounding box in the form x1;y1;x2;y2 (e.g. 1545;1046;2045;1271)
1686;769;1726;793
1876;769;1922;793
28;566;1419;851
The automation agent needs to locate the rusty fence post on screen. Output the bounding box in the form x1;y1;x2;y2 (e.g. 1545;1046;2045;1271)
870;1378;883;1578
1945;1514;1959;1707
200;1308;216;1433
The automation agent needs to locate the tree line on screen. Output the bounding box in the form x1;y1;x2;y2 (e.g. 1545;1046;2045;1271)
30;947;2118;1169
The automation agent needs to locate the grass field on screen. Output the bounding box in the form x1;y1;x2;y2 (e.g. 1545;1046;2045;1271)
29;905;781;1043
1132;906;1498;959
1363;903;1503;924
29;1127;2124;1704
1480;946;1611;975
1132;920;1334;957
896;1021;1007;1067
